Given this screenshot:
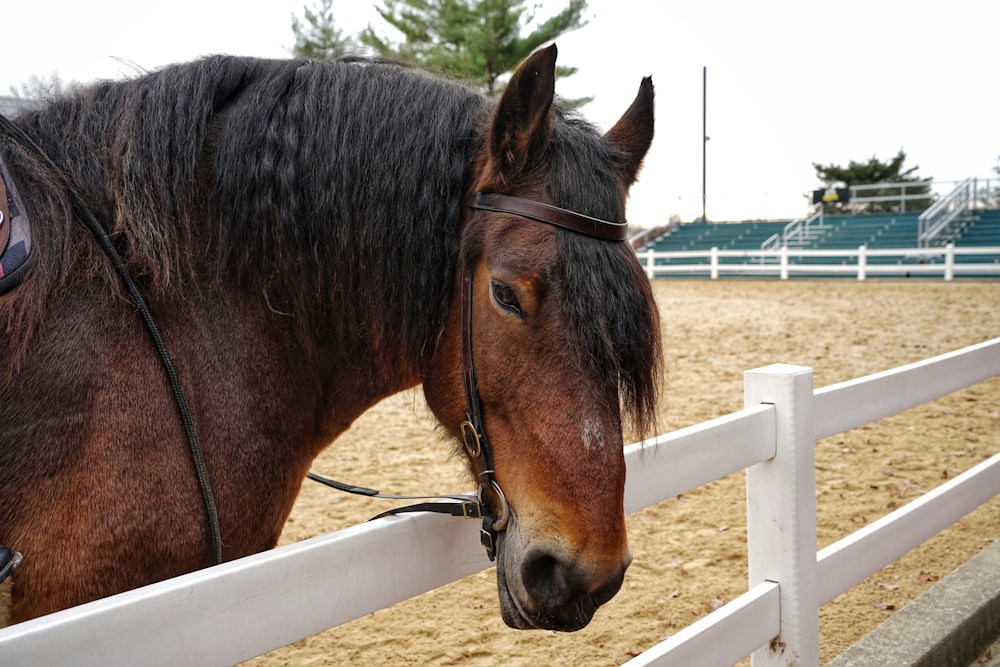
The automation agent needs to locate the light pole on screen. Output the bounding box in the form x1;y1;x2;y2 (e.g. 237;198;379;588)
702;65;708;222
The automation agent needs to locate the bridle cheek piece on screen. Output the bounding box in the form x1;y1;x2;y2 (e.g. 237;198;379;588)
460;191;627;560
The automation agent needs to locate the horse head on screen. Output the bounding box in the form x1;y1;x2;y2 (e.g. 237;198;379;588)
424;44;660;632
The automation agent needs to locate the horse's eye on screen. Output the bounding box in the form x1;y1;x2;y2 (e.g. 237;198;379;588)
490;280;523;318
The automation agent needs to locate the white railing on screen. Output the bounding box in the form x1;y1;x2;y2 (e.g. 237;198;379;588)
627;337;1000;666
1;339;999;666
640;243;1000;280
846;181;935;213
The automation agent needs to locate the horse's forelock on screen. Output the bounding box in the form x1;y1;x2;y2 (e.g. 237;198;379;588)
549;111;662;437
466;106;662;437
556;231;661;438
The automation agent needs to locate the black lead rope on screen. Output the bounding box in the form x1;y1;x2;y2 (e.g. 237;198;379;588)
306;472;484;521
0;114;223;566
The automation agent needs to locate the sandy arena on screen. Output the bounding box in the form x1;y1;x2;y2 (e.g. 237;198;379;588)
245;279;1000;666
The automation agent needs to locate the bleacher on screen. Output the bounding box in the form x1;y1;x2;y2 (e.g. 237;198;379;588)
789;213;923;269
639;209;1000;277
958;208;1000;246
644;220;787;253
643;213;929;252
950;208;1000;271
816;213;920;249
639;220;789;269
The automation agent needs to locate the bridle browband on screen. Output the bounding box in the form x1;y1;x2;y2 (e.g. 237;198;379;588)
467;192;629;242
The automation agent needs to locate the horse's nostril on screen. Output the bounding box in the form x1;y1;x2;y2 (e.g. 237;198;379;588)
521;551;572;610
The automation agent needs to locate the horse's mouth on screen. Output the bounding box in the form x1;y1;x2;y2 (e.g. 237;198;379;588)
497;571;537;630
495;538;543;630
494;535;604;632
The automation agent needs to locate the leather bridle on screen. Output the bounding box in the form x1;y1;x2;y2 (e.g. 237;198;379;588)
310;191;628;562
458;191;628;560
458;250;508;560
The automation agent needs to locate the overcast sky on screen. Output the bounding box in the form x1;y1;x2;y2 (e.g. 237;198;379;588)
3;1;997;225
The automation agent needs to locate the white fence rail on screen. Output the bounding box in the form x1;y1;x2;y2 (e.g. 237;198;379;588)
639;243;1000;280
2;339;999;666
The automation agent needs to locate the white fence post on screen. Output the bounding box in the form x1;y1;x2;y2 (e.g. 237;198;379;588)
710;246;719;279
945;242;955;281
744;364;819;666
643;248;655;280
857;245;867;281
779;246;789;280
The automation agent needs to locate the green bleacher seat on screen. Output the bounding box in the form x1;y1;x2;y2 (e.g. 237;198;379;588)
638;208;1000;275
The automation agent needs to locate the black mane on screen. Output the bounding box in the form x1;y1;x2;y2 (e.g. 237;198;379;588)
14;56;487;362
7;55;659;433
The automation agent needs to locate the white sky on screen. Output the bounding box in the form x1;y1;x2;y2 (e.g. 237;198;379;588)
3;0;998;225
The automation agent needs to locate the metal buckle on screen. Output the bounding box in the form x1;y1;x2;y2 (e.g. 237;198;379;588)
461;500;482;519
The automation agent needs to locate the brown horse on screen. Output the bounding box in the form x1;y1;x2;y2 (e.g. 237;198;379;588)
0;44;660;631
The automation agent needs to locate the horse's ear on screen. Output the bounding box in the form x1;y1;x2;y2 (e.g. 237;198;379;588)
486;44;558;184
604;77;655;187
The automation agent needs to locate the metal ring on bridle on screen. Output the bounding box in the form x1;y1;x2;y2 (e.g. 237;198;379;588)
483;479;510;532
460;419;482;458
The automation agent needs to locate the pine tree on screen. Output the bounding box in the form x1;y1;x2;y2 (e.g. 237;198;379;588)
813;150;933;213
360;0;589;97
291;0;358;61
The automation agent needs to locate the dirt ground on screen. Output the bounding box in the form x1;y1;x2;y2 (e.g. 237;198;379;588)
246;280;1000;666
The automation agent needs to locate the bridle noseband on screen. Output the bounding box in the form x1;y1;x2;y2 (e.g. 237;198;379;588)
459;191;627;560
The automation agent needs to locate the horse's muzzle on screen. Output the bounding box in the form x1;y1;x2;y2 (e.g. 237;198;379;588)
495;529;631;632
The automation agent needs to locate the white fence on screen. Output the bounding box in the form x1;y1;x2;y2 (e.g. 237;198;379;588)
1;338;999;666
640;244;1000;280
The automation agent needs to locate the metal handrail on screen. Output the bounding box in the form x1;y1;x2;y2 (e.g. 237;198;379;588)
761;210;825;252
918;178;974;247
847;181;933;213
